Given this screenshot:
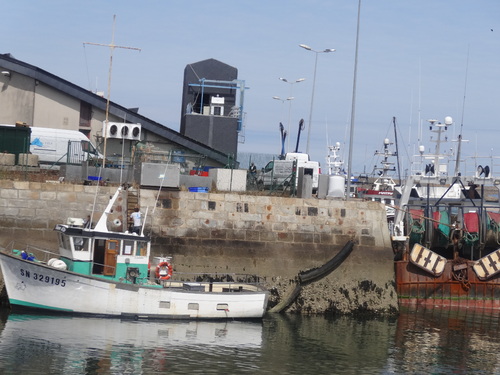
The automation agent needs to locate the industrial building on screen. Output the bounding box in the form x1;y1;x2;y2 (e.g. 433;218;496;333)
0;53;245;182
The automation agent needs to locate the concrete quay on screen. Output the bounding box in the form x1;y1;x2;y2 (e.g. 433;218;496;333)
0;181;397;315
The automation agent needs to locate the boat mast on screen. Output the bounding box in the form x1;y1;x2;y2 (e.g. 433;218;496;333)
454;134;463;177
373;138;396;191
428;117;453;178
454;46;470;177
326;142;343;175
393;116;401;183
392;116;453;243
94;186;123;232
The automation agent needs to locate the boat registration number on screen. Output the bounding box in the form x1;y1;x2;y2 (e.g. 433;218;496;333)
20;269;67;287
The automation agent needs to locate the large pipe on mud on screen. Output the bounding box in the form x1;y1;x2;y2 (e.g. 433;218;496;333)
269;240;355;313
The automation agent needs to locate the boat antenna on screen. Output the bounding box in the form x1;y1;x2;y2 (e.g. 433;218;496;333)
393;116;402;184
119;114;126;185
89;164;104;229
325;116;329;149
454;45;470;177
140;206;148;236
415;57;422;164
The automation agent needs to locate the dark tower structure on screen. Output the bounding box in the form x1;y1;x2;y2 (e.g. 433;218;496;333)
180;59;246;157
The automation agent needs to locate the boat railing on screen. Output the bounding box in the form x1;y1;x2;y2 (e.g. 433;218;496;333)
407;154;500;183
403;202;498;224
161;271;265;289
461;156;500;179
402;201;500;251
3;241;60;263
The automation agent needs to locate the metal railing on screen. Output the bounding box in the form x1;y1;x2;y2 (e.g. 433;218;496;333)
3;241;59;263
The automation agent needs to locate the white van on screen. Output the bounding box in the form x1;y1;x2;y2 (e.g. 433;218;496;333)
29;127;101;164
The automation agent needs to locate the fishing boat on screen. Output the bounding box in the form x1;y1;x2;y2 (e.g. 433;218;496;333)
391;116;500;310
0;186;269;319
358;137;399;220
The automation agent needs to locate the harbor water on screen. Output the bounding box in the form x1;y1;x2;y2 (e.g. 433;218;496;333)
0;307;499;374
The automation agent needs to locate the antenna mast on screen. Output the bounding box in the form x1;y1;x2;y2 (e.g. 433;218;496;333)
454;45;470;177
83;14;141;167
393;116;401;183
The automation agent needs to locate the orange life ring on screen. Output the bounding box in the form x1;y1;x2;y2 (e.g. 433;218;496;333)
155;261;173;280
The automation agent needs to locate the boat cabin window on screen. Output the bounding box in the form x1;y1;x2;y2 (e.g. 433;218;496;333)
137;241;148;256
57;233;71;250
73;237;89;251
123;240;134;255
121;240;148;256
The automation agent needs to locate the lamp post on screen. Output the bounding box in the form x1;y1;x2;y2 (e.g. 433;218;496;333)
279;77;305;153
273;96;293;158
299;44;335;155
272;95;293;123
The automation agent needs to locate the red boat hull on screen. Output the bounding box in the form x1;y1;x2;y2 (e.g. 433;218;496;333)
395;259;500;311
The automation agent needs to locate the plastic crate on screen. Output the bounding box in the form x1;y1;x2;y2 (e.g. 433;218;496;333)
189;170;209;176
188;187;209;193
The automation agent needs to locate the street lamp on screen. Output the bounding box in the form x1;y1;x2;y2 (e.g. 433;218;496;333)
272;96;294;125
273;96;294;158
279;77;305;152
299;44;335;155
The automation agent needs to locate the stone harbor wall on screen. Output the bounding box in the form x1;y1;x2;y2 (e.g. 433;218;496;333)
0;180;397;314
142;188;396;314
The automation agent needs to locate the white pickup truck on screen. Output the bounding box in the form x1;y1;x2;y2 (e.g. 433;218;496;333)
258;153;320;192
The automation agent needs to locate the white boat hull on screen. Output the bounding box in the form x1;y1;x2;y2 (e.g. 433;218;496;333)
0;252;268;319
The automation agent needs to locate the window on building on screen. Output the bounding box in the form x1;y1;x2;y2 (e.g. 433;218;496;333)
80;101;92;128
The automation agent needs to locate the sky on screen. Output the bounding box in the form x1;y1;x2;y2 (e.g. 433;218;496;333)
3;1;500;176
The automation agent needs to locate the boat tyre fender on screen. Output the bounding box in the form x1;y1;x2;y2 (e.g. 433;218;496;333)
156;261;173;280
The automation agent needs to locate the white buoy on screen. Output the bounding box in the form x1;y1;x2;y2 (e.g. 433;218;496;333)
48;258;67;270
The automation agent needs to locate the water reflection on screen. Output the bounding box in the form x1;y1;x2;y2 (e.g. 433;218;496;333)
260;314;398;374
392;307;500;374
1;308;500;374
0;311;263;374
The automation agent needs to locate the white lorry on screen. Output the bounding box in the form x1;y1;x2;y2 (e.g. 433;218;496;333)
258;153;320;192
29;127;101;164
